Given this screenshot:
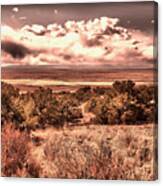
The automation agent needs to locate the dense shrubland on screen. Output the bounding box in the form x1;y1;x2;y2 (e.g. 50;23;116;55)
86;81;157;125
1;80;157;129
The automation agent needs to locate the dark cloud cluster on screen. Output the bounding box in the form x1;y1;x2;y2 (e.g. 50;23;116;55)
2;40;30;59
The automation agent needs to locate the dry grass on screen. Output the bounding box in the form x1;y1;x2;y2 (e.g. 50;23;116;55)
1;123;157;179
30;124;157;180
1;123;41;177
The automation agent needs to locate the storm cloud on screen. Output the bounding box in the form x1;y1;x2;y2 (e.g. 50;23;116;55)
2;40;30;59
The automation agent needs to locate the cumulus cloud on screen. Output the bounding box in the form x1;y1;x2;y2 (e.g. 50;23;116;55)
1;17;155;67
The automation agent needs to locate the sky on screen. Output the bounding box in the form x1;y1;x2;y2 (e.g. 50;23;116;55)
1;2;157;68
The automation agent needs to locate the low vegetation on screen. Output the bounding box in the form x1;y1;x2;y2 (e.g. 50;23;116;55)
1;122;41;177
28;125;157;180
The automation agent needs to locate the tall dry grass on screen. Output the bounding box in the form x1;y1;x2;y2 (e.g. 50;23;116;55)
30;125;157;180
1;122;41;177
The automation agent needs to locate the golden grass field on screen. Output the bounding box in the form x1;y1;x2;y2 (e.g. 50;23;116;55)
28;124;157;180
